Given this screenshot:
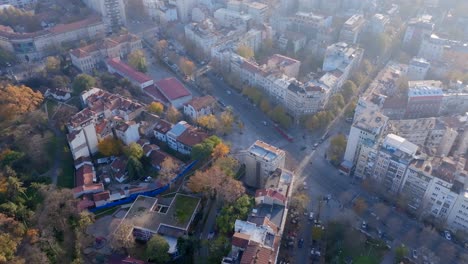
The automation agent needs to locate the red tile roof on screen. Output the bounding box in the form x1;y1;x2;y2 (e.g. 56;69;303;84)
49;15;102;34
176;128;208;147
77;198;95;211
143;85;169;103
93;191;110;202
185;95;216;111
149;150;169;168
107;58;152;84
72;183;104;196
75;164;94;187
240;241;276;264
255;189;286;203
155;78;191;101
232;232;251;248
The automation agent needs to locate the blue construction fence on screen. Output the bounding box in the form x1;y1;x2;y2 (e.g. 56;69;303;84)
89;160;198;213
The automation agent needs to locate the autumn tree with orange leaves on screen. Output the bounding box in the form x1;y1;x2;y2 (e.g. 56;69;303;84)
0;83;43;121
212;142;230;159
187;166;244;203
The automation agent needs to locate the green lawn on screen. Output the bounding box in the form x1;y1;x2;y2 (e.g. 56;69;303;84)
174;194;200;224
57;137;75;188
94;206;121;219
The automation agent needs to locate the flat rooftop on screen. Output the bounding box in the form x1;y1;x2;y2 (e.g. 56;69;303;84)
383;134;419;156
248;140;285;162
252;204;285;228
123;194;200;235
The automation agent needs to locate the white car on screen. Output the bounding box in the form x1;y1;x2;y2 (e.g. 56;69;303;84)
444;230;452;240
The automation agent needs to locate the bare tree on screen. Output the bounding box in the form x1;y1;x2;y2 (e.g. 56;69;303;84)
159;157;179;184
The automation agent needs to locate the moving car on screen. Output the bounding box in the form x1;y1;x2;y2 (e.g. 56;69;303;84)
309;212;314;221
444;230;452;240
298;238;304;248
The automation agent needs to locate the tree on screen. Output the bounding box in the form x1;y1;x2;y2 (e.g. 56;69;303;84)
166;106;181;123
98;138;123;156
219;111;234;134
147;102;164;115
51;75;70;88
212;142;230;160
197;114;218;131
290;193;310;213
269;105;292;128
353;198;368;215
327;134;347;166
395;244;409;262
110;222;135;252
187;166;245;203
145;234;170;263
159;157;178;184
128;49;147;73
0;47;16;68
191;136;222;161
214;156;239;177
127;156;144;180
155;39;168;57
312;226;323;241
179;57;196;76
0;83;44;121
72;74;96;94
260;98;271;113
327;93;345;114
216;195;252;235
124;142;143;159
45;56;61;74
341;80;357;101
237;45;254;59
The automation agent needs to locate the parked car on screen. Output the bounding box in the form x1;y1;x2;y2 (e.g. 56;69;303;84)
412;249;418;259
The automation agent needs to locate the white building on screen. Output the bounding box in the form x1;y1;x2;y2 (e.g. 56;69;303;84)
183;95;216;120
344;109;388;164
184;20;220;57
213;8;252;30
339;14;366;44
447;188;468;232
0;0;36;9
369;13;389;34
285;81;329;118
240;140;286;188
115;121;140;145
82;0;127;30
322;42;363;93
373;134;419;193
70;33;142;73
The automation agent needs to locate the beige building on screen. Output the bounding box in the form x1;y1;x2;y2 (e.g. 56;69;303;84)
240;140;286;188
0;15;106;61
70;33;142;73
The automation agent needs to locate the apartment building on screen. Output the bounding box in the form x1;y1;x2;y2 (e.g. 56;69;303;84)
286;11;333;38
285;81;330;118
401;159;435;211
405;85;444;119
143;0;178;23
83;0;127;30
339;14;366;44
184;20;221;56
344;108;388;164
240;140;286;189
322;42;363;93
369;13;390;34
214;8;252;30
403;15;434;47
407;57;430;81
70;33;142;73
0;15;106;61
373;134;419;193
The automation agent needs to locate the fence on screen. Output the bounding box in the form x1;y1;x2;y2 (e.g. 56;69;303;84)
89;160;198;213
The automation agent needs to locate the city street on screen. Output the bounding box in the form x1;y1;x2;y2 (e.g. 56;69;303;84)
130;24;467;262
